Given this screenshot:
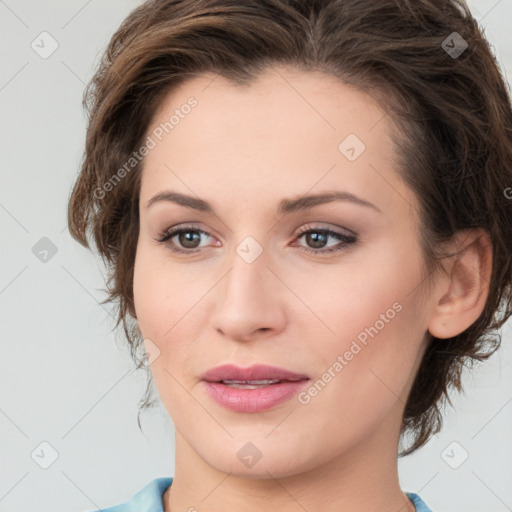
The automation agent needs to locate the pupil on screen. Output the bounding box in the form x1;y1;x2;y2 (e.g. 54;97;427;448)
307;232;326;248
180;231;200;248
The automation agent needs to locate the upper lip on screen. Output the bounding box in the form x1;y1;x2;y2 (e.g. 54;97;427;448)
201;364;309;383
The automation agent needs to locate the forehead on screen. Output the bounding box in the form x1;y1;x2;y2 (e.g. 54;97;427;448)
147;66;390;139
140;65;413;217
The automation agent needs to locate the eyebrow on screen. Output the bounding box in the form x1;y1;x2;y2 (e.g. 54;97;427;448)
145;190;381;214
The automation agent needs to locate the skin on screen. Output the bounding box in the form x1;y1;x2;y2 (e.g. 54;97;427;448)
132;65;492;512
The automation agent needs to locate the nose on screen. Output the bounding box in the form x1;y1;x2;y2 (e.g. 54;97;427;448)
212;243;286;343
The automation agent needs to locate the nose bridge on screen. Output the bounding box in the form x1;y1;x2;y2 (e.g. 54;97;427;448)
213;235;285;339
223;236;270;307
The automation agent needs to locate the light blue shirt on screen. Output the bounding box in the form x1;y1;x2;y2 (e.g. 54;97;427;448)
95;477;434;512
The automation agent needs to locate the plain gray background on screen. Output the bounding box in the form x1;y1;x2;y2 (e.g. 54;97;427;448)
0;1;511;511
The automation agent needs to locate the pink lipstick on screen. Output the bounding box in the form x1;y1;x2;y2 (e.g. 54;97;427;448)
201;364;310;412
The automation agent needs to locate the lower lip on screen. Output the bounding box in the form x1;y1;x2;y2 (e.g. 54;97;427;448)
202;380;310;412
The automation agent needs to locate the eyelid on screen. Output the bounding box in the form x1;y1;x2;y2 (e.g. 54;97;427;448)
155;223;216;252
292;224;357;255
295;222;356;238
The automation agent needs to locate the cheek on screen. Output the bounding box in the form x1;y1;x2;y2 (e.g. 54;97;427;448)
299;238;426;394
134;244;193;334
132;243;215;375
133;246;166;337
132;246;205;414
296;237;423;345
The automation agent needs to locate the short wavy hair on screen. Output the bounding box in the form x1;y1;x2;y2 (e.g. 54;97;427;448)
67;0;512;456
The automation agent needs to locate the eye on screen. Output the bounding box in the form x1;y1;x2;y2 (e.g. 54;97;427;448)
154;223;357;255
293;225;357;254
155;224;216;253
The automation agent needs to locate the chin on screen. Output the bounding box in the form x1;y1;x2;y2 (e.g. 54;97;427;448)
197;437;318;480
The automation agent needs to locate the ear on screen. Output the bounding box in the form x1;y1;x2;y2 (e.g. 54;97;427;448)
428;228;493;339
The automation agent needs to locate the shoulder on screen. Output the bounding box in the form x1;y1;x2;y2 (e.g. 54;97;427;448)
405;491;435;512
90;477;173;512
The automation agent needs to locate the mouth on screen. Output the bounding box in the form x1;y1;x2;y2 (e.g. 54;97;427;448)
201;364;310;412
219;378;300;389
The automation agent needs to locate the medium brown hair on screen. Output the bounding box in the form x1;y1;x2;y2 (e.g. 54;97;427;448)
67;0;512;456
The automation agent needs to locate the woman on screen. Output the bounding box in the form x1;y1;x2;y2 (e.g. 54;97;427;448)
67;0;512;511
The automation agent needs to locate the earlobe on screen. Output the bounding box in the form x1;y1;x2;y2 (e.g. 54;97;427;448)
427;229;493;339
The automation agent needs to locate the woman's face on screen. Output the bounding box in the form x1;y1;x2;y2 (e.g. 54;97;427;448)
133;66;434;478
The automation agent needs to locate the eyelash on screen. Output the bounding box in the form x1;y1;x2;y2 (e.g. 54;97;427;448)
155;223;357;256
